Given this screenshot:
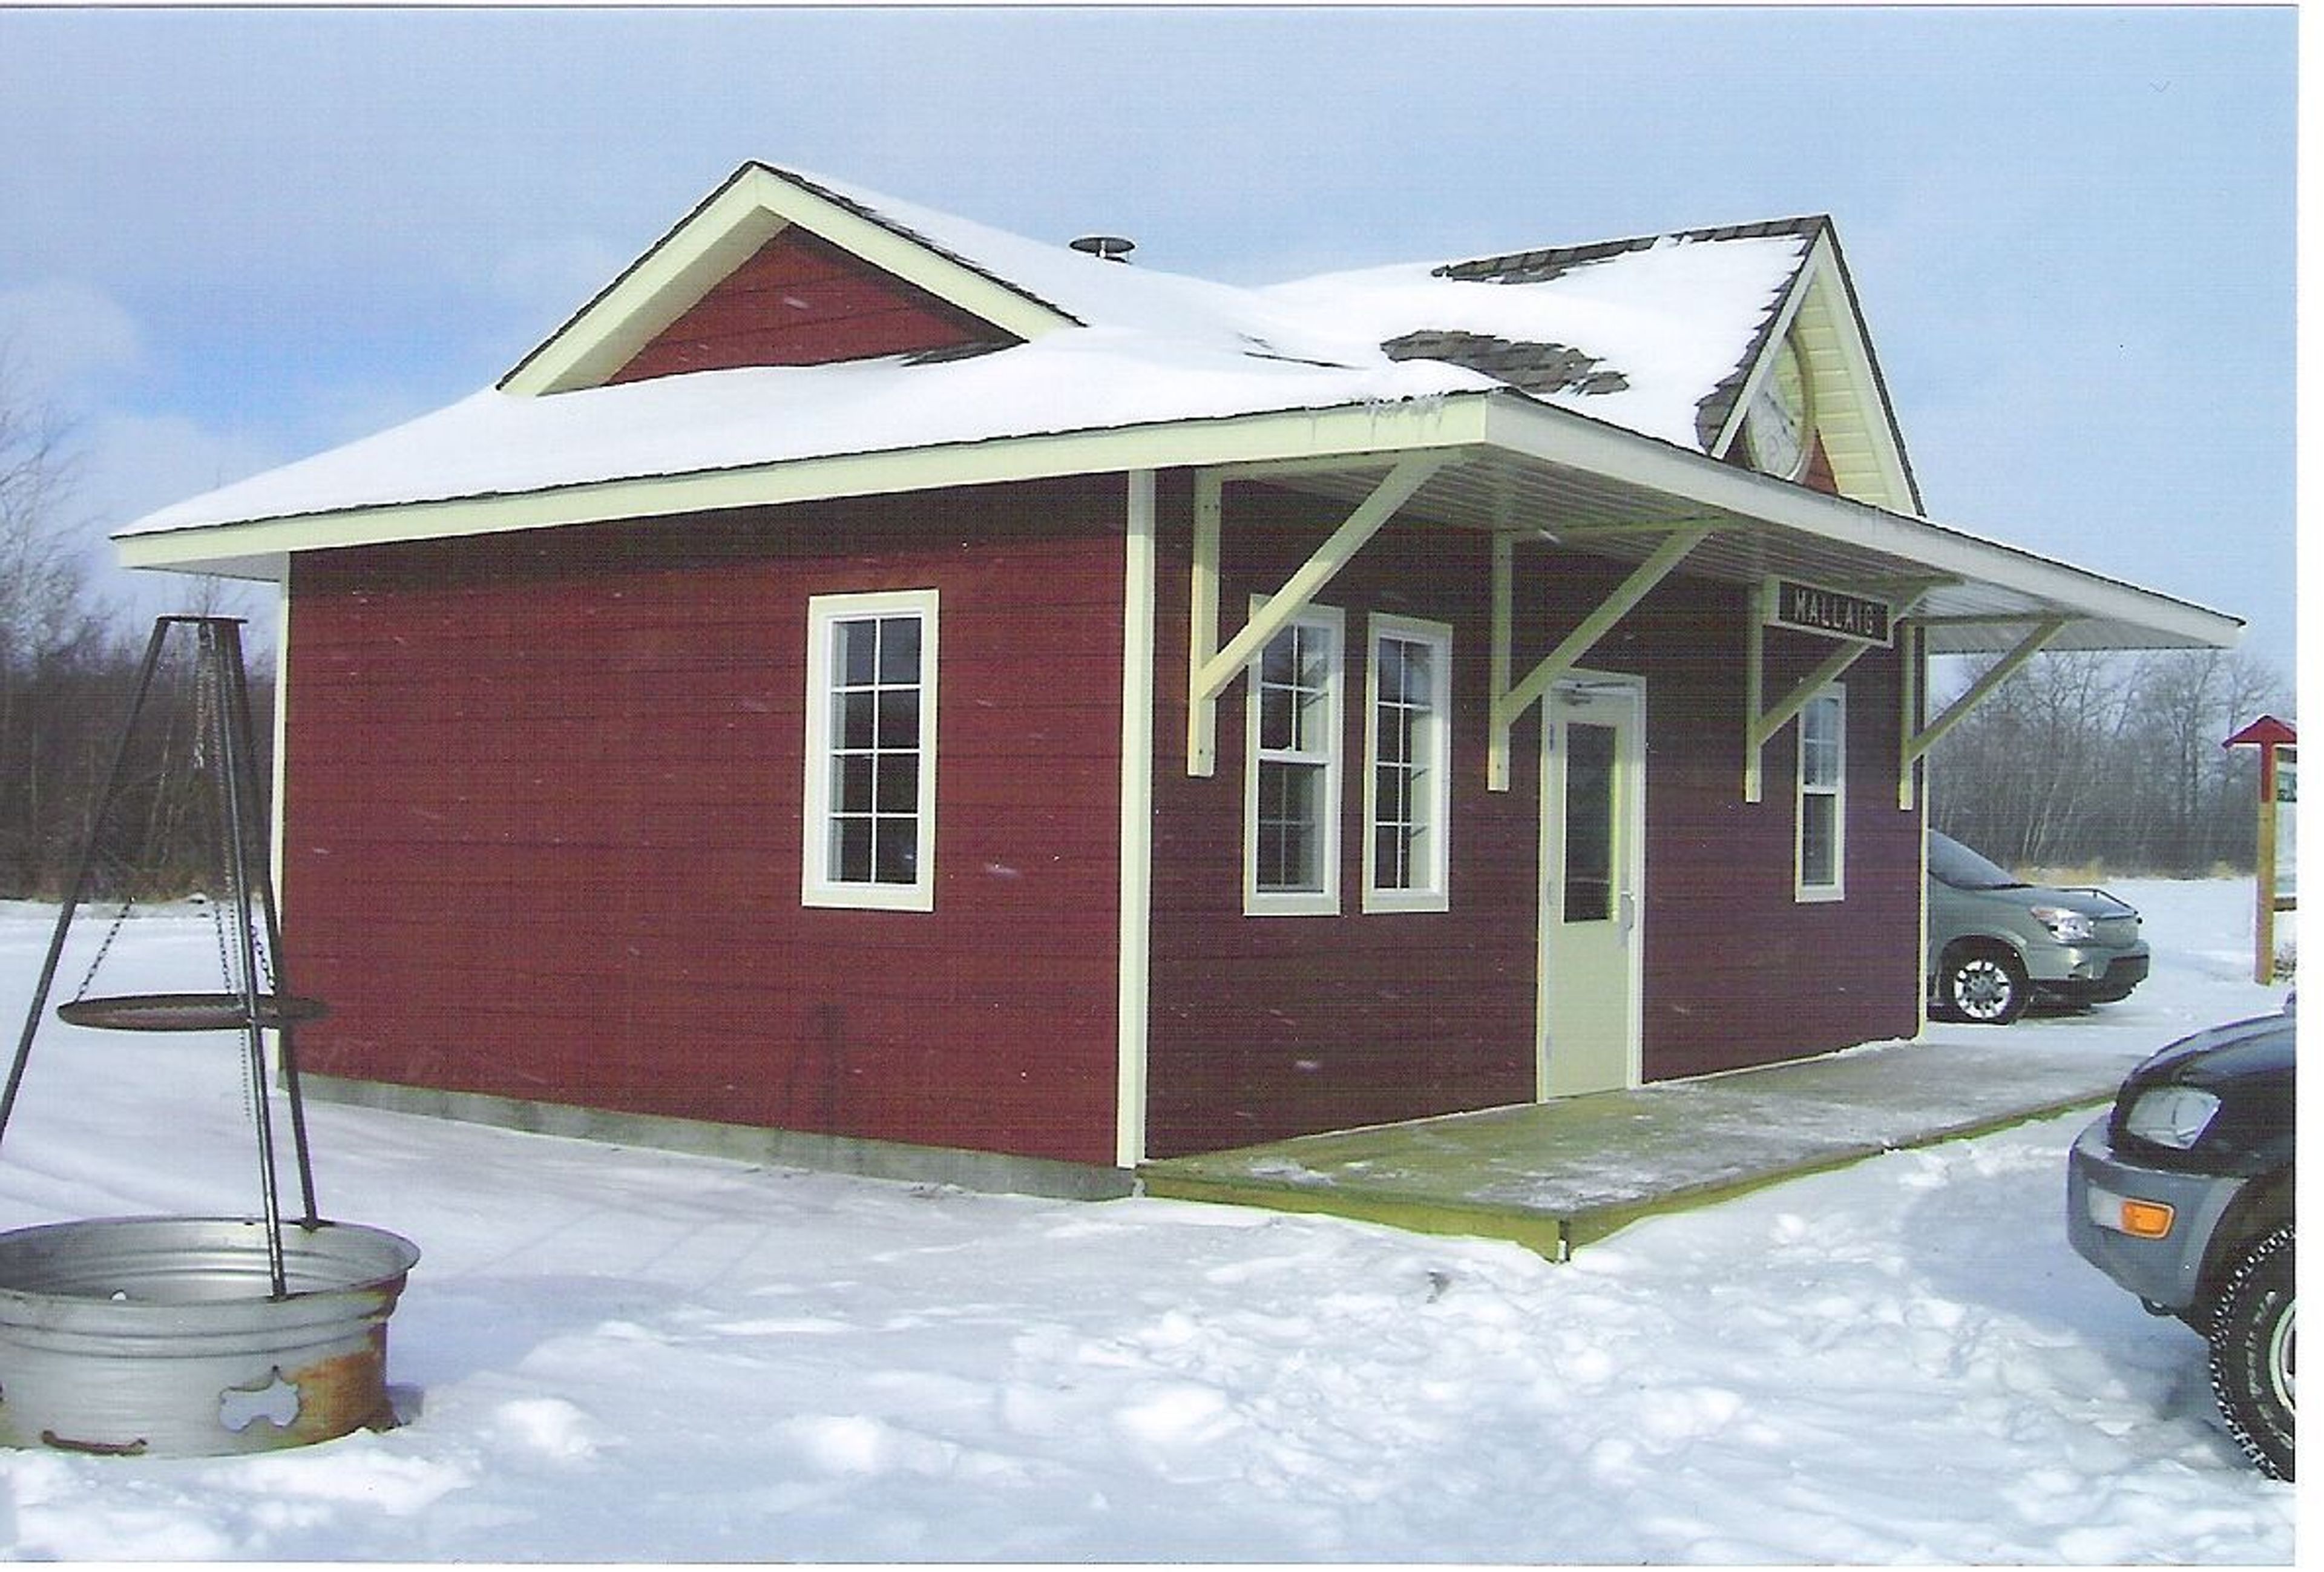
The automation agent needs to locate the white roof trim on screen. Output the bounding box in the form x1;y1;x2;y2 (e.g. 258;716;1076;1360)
1477;396;2235;650
117;389;2237;654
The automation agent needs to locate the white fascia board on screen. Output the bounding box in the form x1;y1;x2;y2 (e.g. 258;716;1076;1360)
1481;396;2241;650
502;164;1074;396
116;386;2235;653
1707;263;1811;461
116;399;1498;574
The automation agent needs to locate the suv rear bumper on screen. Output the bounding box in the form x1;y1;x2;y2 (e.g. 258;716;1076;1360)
2065;1115;2247;1317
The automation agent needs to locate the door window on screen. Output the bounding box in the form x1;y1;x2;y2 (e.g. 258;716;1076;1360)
1561;720;1617;923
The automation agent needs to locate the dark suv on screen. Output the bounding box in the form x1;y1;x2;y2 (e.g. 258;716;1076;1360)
2066;1002;2295;1478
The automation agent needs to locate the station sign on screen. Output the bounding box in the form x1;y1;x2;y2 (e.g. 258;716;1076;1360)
1764;577;1894;646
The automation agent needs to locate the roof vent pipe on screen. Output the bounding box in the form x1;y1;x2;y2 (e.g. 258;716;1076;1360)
1069;235;1137;263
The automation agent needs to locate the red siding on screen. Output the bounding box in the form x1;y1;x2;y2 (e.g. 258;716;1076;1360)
1142;479;1923;1158
280;467;1924;1172
282;481;1128;1166
1544;562;1926;1080
608;228;1005;384
1144;483;1540;1157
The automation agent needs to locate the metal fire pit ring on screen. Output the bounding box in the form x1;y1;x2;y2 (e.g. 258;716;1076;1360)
54;993;329;1033
0;1215;420;1456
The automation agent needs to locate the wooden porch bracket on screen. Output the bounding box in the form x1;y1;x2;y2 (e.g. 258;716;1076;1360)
1899;614;2074;779
1488;523;1715;791
1186;453;1449;776
1744;584;1938;804
1744;636;1876;804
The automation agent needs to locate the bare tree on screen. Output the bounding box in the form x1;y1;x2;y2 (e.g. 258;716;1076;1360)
0;367;93;667
1932;646;2292;875
0;363;137;895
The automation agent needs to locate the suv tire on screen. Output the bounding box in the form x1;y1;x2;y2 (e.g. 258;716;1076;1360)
1938;945;2029;1025
2209;1222;2295;1481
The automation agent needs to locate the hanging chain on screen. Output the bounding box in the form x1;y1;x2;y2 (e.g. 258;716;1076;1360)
192;646;252;1001
67;895;135;1004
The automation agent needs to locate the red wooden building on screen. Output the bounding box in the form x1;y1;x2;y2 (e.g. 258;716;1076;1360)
118;163;2240;1192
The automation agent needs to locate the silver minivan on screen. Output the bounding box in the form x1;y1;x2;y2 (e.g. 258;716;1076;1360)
1926;832;2150;1024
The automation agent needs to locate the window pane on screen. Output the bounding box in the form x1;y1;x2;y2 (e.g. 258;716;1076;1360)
872;817;918;884
1563;722;1616;923
1261;632;1297;686
1802;797;1838;887
838;690;876;750
1396;640;1430;704
1802;694;1842;787
1295;627;1333;692
1259;685;1295;752
876;615;921;683
1376;762;1410;825
832;817;875;884
1256;760;1322;892
1290;683;1327;754
876;688;919;749
1259;623;1334;757
836;754;875;814
875;754;918;814
839;620;879;686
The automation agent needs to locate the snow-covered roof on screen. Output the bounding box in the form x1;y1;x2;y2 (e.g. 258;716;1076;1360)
113;161;2237;657
117;163;1819;540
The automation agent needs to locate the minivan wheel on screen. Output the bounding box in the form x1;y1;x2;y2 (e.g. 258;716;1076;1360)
1940;946;2029;1024
2210;1223;2294;1481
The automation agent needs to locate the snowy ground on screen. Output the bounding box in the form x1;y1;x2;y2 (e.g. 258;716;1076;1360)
0;881;2297;1562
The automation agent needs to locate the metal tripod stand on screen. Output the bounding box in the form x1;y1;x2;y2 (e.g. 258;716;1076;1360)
1;617;321;1298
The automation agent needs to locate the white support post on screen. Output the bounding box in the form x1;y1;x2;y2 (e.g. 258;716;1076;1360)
1187;472;1224;777
1898;621;1923;811
1116;470;1157;1168
1491;524;1712;791
1745;581;1767;803
1488;534;1516;791
1186;454;1446;774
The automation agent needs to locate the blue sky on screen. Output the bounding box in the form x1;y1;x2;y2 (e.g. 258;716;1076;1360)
0;4;2299;674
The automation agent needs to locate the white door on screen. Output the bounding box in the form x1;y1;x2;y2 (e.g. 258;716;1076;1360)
1539;675;1646;1098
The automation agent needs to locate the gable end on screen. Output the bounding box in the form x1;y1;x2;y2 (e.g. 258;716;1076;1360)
501;162;1076;396
608;228;1014;383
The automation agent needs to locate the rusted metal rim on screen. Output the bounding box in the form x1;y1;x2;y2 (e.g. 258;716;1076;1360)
55;993;329;1033
0;1216;419;1456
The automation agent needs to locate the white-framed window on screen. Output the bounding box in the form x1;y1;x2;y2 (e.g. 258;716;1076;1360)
803;589;938;911
1796;684;1846;901
1245;601;1344;916
1364;614;1452;912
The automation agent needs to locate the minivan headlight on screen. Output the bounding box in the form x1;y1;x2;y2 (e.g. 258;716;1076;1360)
2031;904;2098;943
2124;1085;2222;1149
